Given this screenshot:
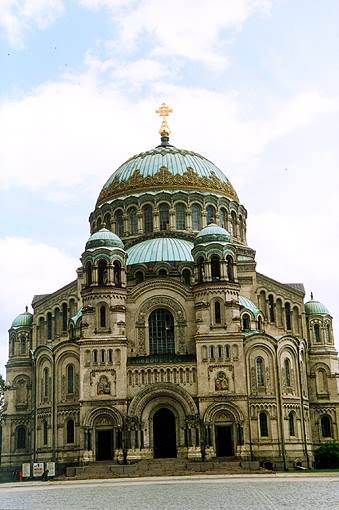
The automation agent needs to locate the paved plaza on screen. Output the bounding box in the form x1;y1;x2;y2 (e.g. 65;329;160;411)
1;474;339;510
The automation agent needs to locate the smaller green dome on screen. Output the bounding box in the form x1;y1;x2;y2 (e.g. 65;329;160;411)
194;223;232;246
11;307;33;328
86;227;124;251
127;237;193;265
305;294;329;315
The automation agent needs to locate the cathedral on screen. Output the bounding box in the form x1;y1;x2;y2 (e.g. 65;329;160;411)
1;104;338;476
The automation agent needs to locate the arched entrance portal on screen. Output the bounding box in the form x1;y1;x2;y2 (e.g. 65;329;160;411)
153;408;177;458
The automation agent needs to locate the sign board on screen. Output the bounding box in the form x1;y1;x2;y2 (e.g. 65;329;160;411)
33;463;44;477
46;462;55;477
22;463;30;478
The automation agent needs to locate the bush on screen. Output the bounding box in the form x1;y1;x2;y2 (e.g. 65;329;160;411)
314;440;339;469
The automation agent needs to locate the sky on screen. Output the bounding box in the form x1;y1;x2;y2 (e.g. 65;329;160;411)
0;0;338;377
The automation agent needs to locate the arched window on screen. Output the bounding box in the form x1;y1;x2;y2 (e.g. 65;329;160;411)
238;215;244;241
219;207;227;229
47;312;52;340
149;309;174;355
285;302;291;330
214;301;221;324
192;204;201;231
62;303;68;331
284;358;291;387
230;211;237;237
182;268;191;286
158;268;167;278
100;306;106;328
104;213;111;230
257;316;263;331
321;415;332;438
197;257;205;283
226;255;234;281
242;313;250;330
85;262;92;287
128;207;138;234
11;334;15;356
206;205;215;224
176;203;185;230
256;357;264;386
159;203;169;230
325;323;331;343
66;419;75;443
314;324;321;342
210;345;215;359
43;420;48;445
20;335;26;354
101;349;105;363
226;345;231;358
93;350;98;363
276;298;283;327
135;271;144;284
268;294;275;322
289;412;295;436
211;255;220;279
115;210;124;237
67;364;74;394
43;367;49;399
143;204;153;233
217;345;223;358
98;259;108;285
259;412;268;437
114;260;121;287
17;426;26;449
316;368;328;394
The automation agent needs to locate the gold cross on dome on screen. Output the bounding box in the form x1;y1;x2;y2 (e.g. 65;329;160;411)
155;102;173;137
156;102;173;119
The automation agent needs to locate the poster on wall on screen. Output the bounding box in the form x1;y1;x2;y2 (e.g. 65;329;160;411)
33;463;44;477
46;462;55;477
22;463;30;478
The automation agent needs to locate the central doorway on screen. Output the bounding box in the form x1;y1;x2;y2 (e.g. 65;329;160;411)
215;425;233;457
96;429;113;461
153;408;177;458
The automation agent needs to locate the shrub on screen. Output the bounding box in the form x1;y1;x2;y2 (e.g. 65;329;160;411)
314;440;339;469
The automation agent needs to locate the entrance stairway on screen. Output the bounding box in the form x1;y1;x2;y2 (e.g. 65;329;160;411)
63;458;262;480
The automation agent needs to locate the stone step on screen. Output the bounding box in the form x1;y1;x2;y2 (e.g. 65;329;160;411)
64;458;262;480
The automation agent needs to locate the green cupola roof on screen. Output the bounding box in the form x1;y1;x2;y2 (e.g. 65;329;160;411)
11;306;33;329
127;237;193;265
194;223;233;246
305;293;330;315
85;227;124;251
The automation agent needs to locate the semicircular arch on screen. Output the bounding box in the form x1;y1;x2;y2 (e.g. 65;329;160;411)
128;382;198;418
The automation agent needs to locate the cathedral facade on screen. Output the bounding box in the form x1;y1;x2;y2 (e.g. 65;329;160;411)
1;107;338;474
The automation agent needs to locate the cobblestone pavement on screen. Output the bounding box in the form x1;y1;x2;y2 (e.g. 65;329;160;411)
1;474;339;510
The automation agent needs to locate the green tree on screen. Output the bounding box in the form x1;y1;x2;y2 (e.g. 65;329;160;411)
314;440;339;469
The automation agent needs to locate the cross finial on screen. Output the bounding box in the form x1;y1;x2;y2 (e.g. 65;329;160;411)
310;292;313;300
155;102;173;142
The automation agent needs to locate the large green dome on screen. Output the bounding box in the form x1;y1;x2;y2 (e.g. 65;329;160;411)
96;145;239;207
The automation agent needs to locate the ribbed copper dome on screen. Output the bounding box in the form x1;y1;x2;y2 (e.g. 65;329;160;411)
96;145;239;207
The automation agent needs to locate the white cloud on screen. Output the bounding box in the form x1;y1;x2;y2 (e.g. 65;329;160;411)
0;71;337;202
79;0;272;68
0;236;78;374
0;0;64;48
